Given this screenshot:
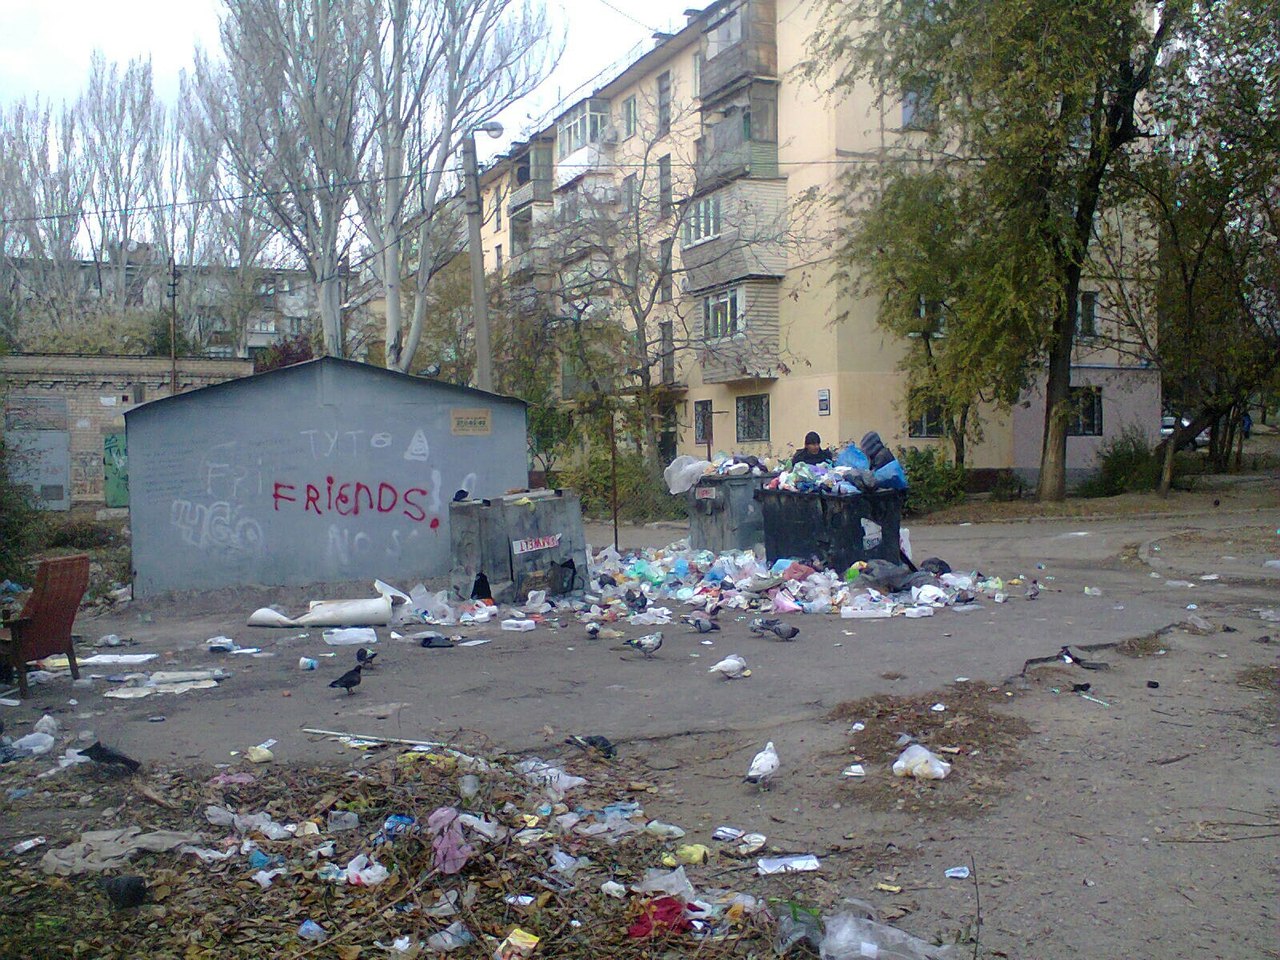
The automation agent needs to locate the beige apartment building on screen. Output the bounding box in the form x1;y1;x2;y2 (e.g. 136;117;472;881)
475;0;1160;480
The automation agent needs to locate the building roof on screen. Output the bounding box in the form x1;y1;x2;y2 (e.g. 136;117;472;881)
124;355;526;420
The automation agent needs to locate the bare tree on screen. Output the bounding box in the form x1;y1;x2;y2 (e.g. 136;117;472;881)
198;0;377;355
353;0;557;371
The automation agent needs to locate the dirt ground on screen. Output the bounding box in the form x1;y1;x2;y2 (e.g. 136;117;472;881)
0;473;1276;958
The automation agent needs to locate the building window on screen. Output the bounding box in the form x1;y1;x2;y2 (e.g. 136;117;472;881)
902;82;938;130
622;95;637;139
556;98;610;159
659;239;674;302
661;320;675;383
909;405;946;438
707;7;742;59
693;51;703;98
1077;290;1098;338
683;195;721;245
1068;386;1103;436
915;296;945;336
658;155;672;218
657;71;671;136
621;173;637;214
703;286;741;340
694;399;712;444
736;394;769;443
495;244;503;272
494;190;502;230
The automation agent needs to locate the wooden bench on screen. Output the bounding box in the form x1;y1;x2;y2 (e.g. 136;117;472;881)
0;554;90;697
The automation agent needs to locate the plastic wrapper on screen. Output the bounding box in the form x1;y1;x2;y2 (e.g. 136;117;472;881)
819;913;955;959
892;744;951;780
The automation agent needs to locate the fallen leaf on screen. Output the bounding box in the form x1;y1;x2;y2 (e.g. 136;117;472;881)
336;946;361;960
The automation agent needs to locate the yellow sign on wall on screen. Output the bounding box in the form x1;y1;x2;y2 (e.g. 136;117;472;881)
451;408;492;436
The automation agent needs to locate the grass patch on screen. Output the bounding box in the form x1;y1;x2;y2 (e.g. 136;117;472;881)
1116;630;1173;658
1237;664;1277;693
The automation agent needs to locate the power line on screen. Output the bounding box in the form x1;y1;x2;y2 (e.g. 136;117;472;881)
586;0;658;33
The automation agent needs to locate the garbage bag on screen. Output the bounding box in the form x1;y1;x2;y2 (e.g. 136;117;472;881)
892;744;951;780
873;459;909;490
664;456;713;495
820;912;955;959
835;444;870;470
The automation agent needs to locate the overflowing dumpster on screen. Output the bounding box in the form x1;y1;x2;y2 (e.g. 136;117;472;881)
686;473;775;554
755;488;904;570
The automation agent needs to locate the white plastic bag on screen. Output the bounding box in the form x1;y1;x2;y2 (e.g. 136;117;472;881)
820;912;955;959
892;744;951;780
322;627;377;646
663;456;713;495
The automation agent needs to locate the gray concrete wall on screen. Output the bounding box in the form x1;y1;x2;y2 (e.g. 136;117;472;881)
125;359;527;595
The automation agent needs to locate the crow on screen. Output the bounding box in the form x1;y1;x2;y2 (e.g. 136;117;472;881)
99;876;148;910
355;647;378;666
329;663;362;695
81;741;141;774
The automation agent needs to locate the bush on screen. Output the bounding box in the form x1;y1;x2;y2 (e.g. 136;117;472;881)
988;471;1026;502
43;517;119;550
1076;427;1161;497
556;448;688;524
898;446;967;516
0;441;43;582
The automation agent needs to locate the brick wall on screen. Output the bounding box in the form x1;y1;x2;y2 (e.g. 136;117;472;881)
1;354;254;504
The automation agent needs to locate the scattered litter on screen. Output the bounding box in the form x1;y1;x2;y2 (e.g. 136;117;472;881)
40;827;204;875
494;927;539;957
819;912;954;960
323;627;378;646
600;880;627;898
929;703;946;713
757;854;820;875
457;638;491;647
12;836;46;855
501;619;537;631
945;866;971;879
842;764;866;778
78;654;157;665
1147;680;1160;689
296;919;326;942
1083;586;1102;596
892;745;951;780
1079;693;1111;707
424;921;474;952
298;657;318;670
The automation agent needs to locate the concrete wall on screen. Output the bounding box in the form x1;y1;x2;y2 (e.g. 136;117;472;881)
125;358;528;595
1;354;253;505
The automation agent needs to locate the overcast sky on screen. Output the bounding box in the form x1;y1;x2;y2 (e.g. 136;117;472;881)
0;0;698;154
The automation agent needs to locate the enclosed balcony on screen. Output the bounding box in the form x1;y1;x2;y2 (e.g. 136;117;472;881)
699;0;777;100
508;143;554;214
696;83;778;188
695;280;782;385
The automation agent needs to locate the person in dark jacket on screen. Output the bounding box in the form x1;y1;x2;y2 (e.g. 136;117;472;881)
792;431;833;465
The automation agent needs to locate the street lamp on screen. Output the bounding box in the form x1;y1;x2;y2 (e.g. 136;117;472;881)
462;120;504;393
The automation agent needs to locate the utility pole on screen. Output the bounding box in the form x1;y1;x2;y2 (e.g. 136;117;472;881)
462;121;503;393
167;257;180;395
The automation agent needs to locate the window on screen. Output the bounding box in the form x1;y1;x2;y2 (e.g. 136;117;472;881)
1068;386;1103;436
694;399;712;444
1077;290;1098;338
915;296;946;336
556;98;610;159
909;405;946;438
707;7;742;59
661;321;675;383
658;155;672;218
745;88;777;143
659;239;674;302
622;95;638;139
494;190;502;230
621;174;637;214
684;195;721;245
902;82;938;130
657;71;672;136
736;394;769;443
703;286;741;339
494;244;503;272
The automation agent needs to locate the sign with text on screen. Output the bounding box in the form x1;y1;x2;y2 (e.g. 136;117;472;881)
694;486;718;500
512;533;562;556
451;408;492;436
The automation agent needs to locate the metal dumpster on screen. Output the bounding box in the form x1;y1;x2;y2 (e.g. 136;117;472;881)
687;473;774;554
755;488;904;570
449;489;590;603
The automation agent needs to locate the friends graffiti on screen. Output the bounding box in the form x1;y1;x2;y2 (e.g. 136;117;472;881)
273;477;440;528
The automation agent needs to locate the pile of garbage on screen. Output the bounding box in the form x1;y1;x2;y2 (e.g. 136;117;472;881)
0;733;954;958
665;432;907;498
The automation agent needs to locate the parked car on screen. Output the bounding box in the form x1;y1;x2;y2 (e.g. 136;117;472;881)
1160;415;1210;450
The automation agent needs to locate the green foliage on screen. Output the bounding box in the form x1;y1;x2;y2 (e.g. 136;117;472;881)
557;446;687;524
254;332;316;373
1075;427;1162;498
0;441;42;582
987;471;1026;502
898;446;967;516
42;517;119;550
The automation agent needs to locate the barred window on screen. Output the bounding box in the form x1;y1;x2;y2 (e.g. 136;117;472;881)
736;394;769;442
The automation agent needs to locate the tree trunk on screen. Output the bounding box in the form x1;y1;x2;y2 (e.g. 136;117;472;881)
1037;328;1074;501
318;267;343;356
1157;435;1177;496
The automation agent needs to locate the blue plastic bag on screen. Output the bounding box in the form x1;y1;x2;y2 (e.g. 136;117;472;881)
873;460;908;490
835;444;870;470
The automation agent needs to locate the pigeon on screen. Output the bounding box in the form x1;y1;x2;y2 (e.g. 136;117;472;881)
355;647;378;666
708;654;749;680
565;734;617;758
623;588;648;613
625;632;663;659
329;663;362;694
585;621;601;639
99;875;148;910
1026;579;1040;601
769;622;800;641
703;599;724;617
81;741;141;774
749;617;780;634
684;613;720;634
744;741;779;790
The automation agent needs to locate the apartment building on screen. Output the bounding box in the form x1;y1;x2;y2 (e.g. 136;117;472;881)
475;0;1160;480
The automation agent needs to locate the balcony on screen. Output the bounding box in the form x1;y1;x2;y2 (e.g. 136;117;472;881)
554;142;611;190
507;245;551;278
508;178;552;213
701;39;777;100
695;279;781;385
681;180;788;291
